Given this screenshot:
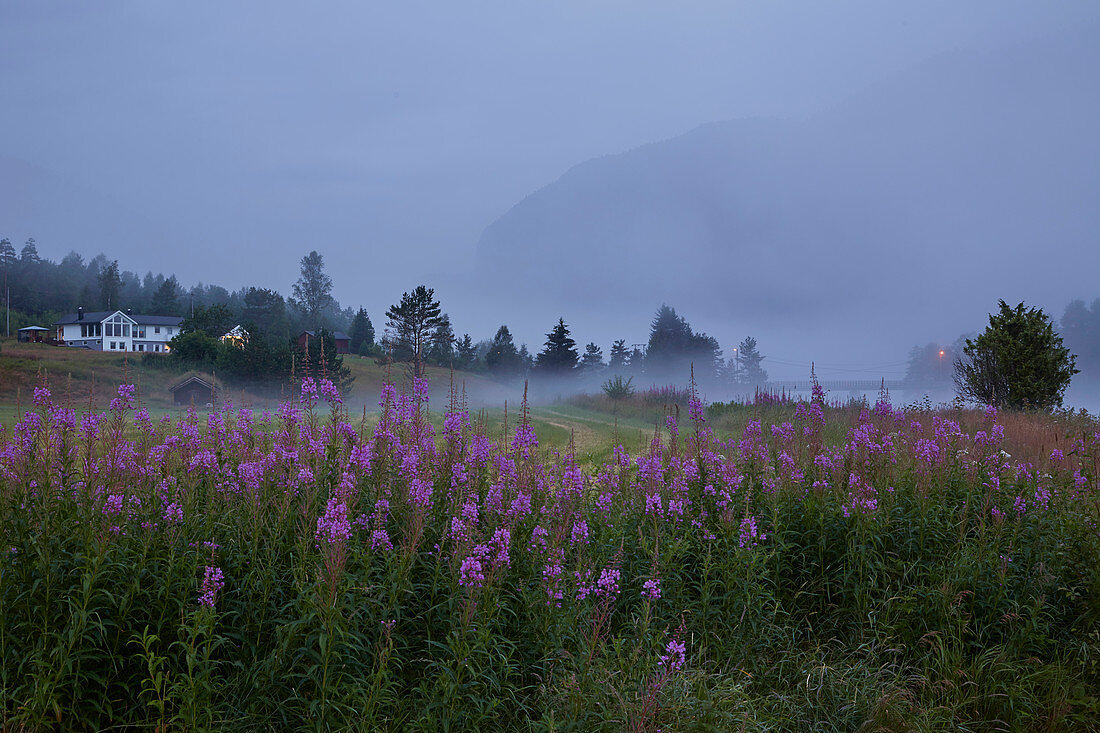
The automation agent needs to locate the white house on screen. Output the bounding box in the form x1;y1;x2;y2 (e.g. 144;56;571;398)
53;307;184;353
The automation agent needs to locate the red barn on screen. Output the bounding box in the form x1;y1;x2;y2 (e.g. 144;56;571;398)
296;330;350;354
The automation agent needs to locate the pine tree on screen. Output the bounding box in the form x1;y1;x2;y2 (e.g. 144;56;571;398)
608;339;629;371
646;304;721;380
151;276;182;316
486;325;522;378
349;307;375;354
426;314;456;365
535;318;579;376
19;238;40;264
385;285;443;378
518;344;534;373
455;334;478;371
734;336;768;386
580;342;605;373
0;239;16;271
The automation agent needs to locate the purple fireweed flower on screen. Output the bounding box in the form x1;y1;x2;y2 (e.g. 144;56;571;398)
489;527;511;570
163;502;183;524
542;550;565;607
659;638;686;672
595;567;621;598
300;378;319;407
318;378;342;405
645;491;663;518
1033;484;1051;511
315;497;352;544
512;422;538;458
103;493;125;517
508;490;532;520
370;529;393;552
688;397;705;423
739;515;765;548
408;478;434;509
642;578;662;600
32;385;51;408
529;525;550;555
460;555;486;588
461;497;479;525
199;566;225;609
570;520;590;546
110;384;137;413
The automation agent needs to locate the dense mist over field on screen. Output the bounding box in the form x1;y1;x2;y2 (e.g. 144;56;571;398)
2;2;1098;403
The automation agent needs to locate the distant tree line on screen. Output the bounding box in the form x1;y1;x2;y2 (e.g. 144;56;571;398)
1060;298;1100;383
3;236;774;390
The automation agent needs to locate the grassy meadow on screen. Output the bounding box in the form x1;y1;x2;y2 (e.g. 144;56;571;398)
1;351;1099;730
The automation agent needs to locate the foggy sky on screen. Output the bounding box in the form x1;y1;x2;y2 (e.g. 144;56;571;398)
2;1;1099;388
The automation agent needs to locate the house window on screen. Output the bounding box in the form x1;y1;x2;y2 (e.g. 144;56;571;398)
137;344;144;352
167;327;174;335
123;324;130;337
80;324;88;338
120;343;126;350
155;326;160;334
110;342;116;350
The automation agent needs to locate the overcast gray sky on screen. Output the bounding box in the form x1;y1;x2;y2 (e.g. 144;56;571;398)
2;1;1098;388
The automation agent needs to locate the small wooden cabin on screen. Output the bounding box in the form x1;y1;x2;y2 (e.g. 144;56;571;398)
170;375;216;408
296;330;351;354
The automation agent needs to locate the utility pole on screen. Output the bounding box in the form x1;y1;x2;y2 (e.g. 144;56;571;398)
4;271;9;338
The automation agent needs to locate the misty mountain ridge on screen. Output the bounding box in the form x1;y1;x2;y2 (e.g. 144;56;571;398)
476;19;1100;363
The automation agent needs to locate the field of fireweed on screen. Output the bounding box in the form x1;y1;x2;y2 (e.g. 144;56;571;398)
2;379;1099;731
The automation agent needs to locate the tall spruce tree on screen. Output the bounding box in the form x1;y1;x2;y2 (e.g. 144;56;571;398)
486;325;522;378
426;313;456;365
608;339;629;371
580;342;605;373
646;304;721;380
455;334;478;371
349;307;375;354
535;318;579;376
151;276;182;316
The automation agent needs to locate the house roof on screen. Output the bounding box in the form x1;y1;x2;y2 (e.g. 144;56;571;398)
18;325;50;331
53;310;183;326
299;330;351;341
54;311;115;325
169;375;215;393
132;315;184;326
